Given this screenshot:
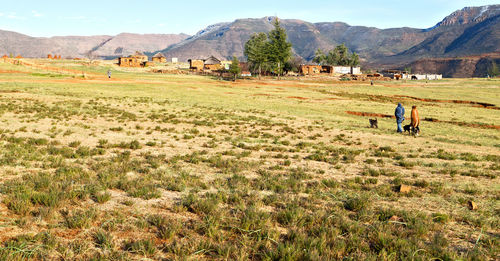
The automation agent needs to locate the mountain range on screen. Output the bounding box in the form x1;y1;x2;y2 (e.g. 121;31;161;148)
0;4;499;73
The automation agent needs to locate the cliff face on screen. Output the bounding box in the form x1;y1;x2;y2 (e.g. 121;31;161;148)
407;54;500;78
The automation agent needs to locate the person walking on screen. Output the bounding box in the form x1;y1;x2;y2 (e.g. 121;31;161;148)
107;70;111;79
394;103;405;133
411;105;420;134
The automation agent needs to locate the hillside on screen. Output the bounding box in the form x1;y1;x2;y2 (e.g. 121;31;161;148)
160;4;499;67
0;4;498;74
0;30;188;58
406;53;500;78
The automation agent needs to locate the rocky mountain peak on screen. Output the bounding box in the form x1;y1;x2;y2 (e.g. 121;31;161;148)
435;5;500;27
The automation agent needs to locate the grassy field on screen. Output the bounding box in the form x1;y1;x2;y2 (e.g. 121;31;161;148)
0;58;498;260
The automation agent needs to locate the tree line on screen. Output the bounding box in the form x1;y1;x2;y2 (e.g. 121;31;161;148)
313;44;359;67
242;18;359;80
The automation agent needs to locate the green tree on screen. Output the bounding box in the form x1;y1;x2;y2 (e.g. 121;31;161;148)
244;32;268;80
312;49;326;64
313;44;360;67
284;56;304;73
228;56;241;81
267;19;292;80
349;52;359;67
488;61;499;77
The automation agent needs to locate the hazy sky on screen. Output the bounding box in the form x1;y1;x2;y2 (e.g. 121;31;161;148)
1;0;498;37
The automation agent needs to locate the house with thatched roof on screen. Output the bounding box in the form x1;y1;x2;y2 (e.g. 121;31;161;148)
188;56;223;71
152;52;166;63
118;51;149;67
203;56;222;71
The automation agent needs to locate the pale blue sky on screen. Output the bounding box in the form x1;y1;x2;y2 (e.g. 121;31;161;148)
1;0;498;37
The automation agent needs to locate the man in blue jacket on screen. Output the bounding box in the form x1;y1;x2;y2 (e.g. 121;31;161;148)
394;103;405;133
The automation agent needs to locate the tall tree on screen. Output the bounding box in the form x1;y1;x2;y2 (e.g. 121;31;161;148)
313;49;326;65
228;56;241;81
244;32;268;80
267;19;292;80
349;52;359;67
313;44;360;67
488;61;499;77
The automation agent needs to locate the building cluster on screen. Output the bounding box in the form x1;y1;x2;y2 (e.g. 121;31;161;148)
188;56;252;76
299;65;361;76
2;54;23;59
188;56;231;71
118;51;177;67
47;54;62;59
381;70;442;80
1;50;443;80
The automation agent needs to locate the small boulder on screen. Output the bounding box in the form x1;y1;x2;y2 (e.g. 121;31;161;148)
468;201;478;210
398;184;411;193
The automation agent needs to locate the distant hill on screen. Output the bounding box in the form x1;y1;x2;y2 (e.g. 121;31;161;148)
0;4;498;76
0;31;188;58
159;17;433;63
159;4;499;70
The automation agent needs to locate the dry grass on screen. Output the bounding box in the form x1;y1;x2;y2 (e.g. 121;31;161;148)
0;58;498;260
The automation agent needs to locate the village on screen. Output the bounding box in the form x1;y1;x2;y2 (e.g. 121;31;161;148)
2;42;443;81
112;51;442;81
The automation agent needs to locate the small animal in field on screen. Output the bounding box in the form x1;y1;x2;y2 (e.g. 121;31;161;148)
404;124;420;136
412;126;420;136
369;118;378;128
403;124;412;134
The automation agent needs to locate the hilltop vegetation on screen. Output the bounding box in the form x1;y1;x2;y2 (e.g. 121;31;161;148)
0;59;498;260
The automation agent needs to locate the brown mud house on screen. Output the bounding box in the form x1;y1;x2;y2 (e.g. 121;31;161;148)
188;59;204;71
152;52;166;63
118;51;149;67
188;56;222;71
203;56;222;71
299;65;361;76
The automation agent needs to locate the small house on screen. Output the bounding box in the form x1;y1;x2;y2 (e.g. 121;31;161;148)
203;56;222;71
118;57;143;67
188;59;205;71
118;51;149;67
171;57;178;63
133;51;148;62
152;52;166;63
188;56;223;71
299;65;322;75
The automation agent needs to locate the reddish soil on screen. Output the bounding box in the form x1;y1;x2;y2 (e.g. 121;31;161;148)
346;111;394;118
422;117;500;130
0;70;28;74
394;95;498;109
253;93;271;97
287;96;309;100
346;111;500;130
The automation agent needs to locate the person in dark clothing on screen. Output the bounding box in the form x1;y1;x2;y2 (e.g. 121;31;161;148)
394;103;405;133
